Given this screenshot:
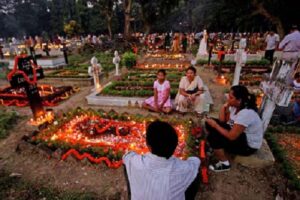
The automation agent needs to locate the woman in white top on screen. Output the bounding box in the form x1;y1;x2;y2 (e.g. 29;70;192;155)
205;85;263;172
175;66;205;114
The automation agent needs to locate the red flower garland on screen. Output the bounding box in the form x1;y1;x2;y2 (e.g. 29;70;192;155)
61;149;123;169
7;55;39;85
199;140;209;184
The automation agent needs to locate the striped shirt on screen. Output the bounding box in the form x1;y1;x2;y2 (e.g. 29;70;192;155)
123;152;200;200
279;30;300;52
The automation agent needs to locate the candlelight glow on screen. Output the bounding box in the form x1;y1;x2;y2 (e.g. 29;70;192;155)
29;110;54;126
0;85;79;107
33;111;190;159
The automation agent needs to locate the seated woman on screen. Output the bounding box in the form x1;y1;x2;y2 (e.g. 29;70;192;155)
175;66;205;115
205;85;263;172
142;69;172;114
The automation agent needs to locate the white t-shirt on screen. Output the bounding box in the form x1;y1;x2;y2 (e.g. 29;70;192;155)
123;152;200;200
228;107;263;149
265;34;280;50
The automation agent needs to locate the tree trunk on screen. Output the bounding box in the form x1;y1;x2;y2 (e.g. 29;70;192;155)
251;0;285;37
144;22;151;34
123;0;133;39
140;5;152;34
106;14;112;39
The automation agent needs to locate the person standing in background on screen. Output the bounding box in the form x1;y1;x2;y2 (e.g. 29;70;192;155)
279;25;300;84
265;30;280;64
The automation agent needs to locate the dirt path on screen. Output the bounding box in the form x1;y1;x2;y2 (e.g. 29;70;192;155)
0;65;281;199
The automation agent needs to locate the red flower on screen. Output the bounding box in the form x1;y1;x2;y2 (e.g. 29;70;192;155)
191;127;202;137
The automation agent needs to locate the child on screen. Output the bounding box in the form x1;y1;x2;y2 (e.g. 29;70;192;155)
123;120;200;200
142;69;172;113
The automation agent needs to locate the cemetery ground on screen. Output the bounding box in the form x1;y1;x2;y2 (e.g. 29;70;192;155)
0;53;300;199
0;68;298;200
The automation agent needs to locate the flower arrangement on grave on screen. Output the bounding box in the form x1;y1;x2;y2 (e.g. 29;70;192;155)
30;108;201;169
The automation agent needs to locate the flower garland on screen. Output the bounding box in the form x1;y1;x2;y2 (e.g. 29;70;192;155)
7;55;39;85
61;149;123;169
0;85;78;107
199;140;208;184
32;109;197;170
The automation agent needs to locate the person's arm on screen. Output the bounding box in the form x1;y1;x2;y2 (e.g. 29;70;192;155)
180;88;191;98
122;151;137;165
179;77;191;97
278;36;289;50
206;119;245;140
161;87;170;107
219;103;230;123
154;88;159;108
193;77;204;97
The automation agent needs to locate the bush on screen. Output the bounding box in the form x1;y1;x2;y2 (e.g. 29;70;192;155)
122;52;136;68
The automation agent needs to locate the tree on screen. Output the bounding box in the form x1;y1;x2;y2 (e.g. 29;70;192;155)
94;0;115;39
49;0;65;35
64;20;82;37
198;0;300;36
0;0;15;14
137;0;180;33
123;0;133;38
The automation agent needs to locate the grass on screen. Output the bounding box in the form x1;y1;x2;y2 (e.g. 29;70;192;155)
67;52;114;73
0;62;9;79
265;131;300;190
0;110;19;139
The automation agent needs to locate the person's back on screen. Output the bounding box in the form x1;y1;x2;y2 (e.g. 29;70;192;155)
123;121;200;200
279;29;300;52
124;152;199;200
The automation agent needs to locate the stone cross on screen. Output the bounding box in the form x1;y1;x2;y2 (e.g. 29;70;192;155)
232;38;247;86
113;50;121;76
88;56;101;91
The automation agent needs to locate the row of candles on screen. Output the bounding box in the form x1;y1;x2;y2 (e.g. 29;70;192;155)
138;63;190;69
36;113;188;159
145;53;186;59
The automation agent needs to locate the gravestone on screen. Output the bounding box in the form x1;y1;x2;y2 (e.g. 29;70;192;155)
113;51;121;76
260;60;296;131
88;56;101;91
8;55;45;119
232;38;247;86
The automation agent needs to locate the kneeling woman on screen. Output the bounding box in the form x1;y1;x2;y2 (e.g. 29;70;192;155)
142;69;172;113
205;85;263;172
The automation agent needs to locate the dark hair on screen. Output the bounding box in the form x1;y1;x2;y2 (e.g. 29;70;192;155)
146;120;178;159
186;66;196;74
157;69;166;76
295;72;300;79
231;85;258;112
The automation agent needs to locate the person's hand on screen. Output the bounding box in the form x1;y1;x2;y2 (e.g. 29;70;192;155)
205;118;218;129
223;103;229;109
154;104;160;112
159;103;164;110
190;94;196;101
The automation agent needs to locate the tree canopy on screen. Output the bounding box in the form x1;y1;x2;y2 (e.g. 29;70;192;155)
0;0;299;38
